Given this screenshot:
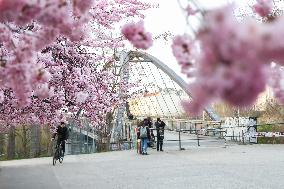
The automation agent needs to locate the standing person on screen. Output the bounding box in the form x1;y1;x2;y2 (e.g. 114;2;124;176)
136;120;143;154
155;118;165;151
147;117;155;147
51;121;69;156
137;119;151;155
147;117;153;128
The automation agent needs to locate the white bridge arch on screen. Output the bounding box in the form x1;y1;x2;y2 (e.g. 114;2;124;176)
111;51;220;140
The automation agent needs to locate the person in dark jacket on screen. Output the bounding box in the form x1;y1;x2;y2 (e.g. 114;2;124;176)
51;121;69;155
136;120;143;154
147;117;155;147
155;118;165;151
137;119;151;155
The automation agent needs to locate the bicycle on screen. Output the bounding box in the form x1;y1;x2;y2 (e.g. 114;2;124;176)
52;139;64;166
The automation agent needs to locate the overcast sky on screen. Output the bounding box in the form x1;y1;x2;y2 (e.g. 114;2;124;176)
139;0;271;81
141;0;232;81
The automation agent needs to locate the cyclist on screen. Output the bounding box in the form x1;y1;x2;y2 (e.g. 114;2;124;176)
51;121;69;156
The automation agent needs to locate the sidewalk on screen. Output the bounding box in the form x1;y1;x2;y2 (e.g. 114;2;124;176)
1;144;284;189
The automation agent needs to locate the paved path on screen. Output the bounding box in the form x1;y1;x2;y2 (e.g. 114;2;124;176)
1;144;284;189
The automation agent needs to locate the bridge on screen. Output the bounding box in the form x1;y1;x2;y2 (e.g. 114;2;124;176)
62;50;224;155
61;51;260;155
1;51;284;189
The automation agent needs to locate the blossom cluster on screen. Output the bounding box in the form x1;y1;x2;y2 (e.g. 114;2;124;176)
253;0;273;17
0;0;151;131
121;20;153;50
174;4;284;115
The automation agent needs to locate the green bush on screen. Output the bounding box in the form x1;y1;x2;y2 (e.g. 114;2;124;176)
257;125;284;132
258;137;284;144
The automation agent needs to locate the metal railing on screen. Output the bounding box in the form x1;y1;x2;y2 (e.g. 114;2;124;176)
172;129;227;150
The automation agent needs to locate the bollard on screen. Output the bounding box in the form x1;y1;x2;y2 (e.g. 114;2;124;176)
206;124;209;136
273;135;275;144
86;129;89;153
223;130;227;148
79;128;82;154
178;130;182;150
196;123;200;146
242;130;244;144
197;131;200;146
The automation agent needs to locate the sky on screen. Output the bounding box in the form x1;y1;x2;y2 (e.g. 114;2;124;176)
138;0;276;82
141;0;232;81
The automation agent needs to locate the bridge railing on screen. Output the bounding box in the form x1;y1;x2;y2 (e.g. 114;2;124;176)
166;128;227;150
145;127;228;151
222;122;284;144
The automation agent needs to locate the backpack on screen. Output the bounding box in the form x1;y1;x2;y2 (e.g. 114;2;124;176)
140;126;148;138
158;126;164;136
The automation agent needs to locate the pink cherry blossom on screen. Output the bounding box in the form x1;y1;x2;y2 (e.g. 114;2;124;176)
76;91;89;104
185;4;198;16
182;83;214;116
34;84;54;100
74;0;94;14
268;65;284;104
0;0;151;132
0;90;4;103
171;34;194;69
0;0;27;23
182;5;269;115
253;0;273;17
4;63;33;106
121;20;153;49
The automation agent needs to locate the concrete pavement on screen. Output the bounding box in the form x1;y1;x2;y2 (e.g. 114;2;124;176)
1;144;284;189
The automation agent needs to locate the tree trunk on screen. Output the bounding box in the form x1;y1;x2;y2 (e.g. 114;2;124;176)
7;126;15;159
22;125;29;158
0;133;5;156
30;125;41;158
45;125;53;156
105;112;114;151
102;135;111;151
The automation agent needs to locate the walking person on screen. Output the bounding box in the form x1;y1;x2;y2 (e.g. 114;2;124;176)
137;119;151;155
155;118;165;151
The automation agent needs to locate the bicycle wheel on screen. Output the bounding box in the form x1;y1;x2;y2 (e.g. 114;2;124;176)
58;145;63;164
53;148;59;166
59;151;63;163
53;151;57;166
59;157;63;163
